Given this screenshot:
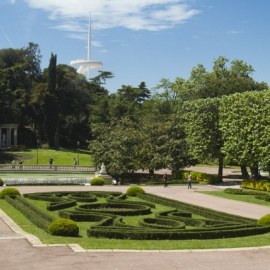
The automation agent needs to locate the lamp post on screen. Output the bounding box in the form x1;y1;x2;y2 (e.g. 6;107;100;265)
77;141;80;165
36;139;40;165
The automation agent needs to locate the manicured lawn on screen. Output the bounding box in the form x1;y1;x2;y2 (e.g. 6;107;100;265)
1;148;93;166
1;192;270;250
199;190;270;207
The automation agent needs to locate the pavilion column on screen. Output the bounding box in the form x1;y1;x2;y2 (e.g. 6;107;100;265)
7;128;11;147
14;128;18;146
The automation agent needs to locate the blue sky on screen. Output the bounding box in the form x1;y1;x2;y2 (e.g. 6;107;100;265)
1;0;270;93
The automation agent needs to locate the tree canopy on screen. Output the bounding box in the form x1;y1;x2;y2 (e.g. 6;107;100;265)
1;43;270;179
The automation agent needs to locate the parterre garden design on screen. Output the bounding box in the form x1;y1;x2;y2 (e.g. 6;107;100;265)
4;190;270;240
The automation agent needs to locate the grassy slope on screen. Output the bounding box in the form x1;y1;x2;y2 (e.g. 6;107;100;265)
0;148;93;166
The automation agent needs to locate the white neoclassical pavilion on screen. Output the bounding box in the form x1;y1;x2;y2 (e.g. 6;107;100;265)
0;124;18;148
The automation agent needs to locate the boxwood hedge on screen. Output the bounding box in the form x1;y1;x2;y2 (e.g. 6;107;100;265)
5;190;270;241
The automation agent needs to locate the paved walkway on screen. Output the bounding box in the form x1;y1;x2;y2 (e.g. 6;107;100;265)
1;170;270;269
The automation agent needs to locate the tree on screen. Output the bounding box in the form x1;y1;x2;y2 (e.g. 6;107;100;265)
0;43;42;129
153;77;185;114
44;53;58;147
108;82;151;120
139;114;195;174
55;65;91;146
90;118;142;177
24;42;42;81
184;98;223;177
91;71;114;85
184;56;268;100
182;56;268;177
219;90;270;179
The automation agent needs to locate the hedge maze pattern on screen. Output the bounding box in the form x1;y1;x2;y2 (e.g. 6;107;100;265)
5;191;270;240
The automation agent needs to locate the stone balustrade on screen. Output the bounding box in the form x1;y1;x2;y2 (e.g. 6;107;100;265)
0;164;96;173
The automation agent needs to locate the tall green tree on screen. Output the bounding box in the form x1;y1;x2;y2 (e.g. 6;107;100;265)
139;114;195;174
108;82;150;120
56;65;90;146
90;118;142;177
44;53;58;147
0;43;42;128
184;98;223;177
220;90;270;178
184;56;268;100
183;56;268;177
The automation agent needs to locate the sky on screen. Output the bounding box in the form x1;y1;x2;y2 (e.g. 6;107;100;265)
1;0;270;93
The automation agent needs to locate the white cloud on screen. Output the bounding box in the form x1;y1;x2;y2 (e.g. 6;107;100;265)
228;30;243;35
66;33;86;40
51;23;86;33
23;0;200;31
92;41;102;47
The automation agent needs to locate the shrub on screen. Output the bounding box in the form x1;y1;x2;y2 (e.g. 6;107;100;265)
0;188;20;199
0;178;3;186
241;180;270;192
91;177;105;186
257;214;270;225
48;218;79;237
126;186;145;197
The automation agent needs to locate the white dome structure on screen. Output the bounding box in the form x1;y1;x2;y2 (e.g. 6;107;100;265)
70;14;103;80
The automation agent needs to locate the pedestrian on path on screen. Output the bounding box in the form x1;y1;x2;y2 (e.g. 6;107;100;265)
163;173;168;187
49;157;53;169
19;159;23;170
188;172;192;189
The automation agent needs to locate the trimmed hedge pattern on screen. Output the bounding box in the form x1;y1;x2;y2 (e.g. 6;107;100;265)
5;195;55;231
5;191;270;240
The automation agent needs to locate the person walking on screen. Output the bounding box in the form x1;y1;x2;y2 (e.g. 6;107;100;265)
74;157;77;166
163;173;168;188
188;173;192;189
19;159;23;170
12;159;16;169
49;157;53;169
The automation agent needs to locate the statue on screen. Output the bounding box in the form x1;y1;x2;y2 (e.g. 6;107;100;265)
94;162;112;185
99;163;107;174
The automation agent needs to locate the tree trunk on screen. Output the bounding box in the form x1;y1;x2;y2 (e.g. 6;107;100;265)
218;156;223;178
240;165;249;179
250;166;259;180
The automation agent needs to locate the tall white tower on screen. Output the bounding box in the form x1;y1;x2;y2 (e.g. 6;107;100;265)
70;14;103;80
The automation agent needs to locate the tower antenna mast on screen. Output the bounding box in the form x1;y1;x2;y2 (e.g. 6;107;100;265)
70;12;103;80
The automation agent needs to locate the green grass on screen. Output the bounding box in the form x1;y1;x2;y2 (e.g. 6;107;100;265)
0;148;93;166
1;194;270;250
199;190;270;207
